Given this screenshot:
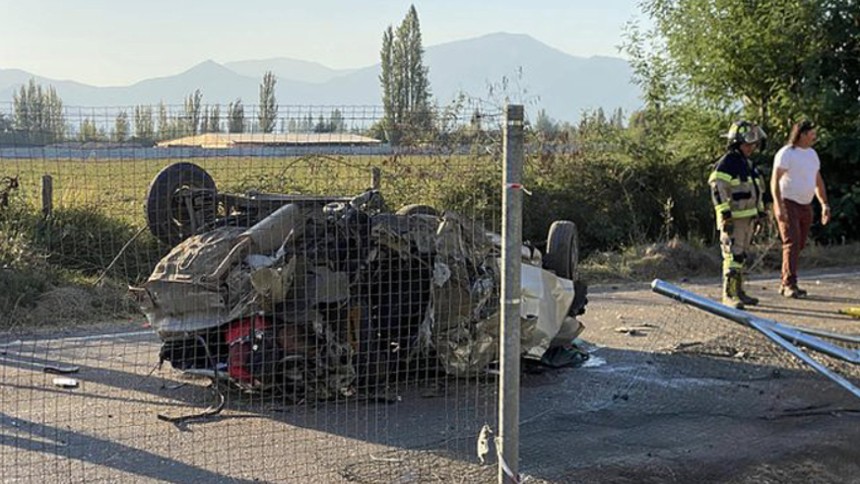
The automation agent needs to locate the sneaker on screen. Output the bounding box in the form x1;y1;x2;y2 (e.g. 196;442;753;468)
780;285;807;299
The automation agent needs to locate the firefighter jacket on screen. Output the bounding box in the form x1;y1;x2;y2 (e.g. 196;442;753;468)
709;149;766;225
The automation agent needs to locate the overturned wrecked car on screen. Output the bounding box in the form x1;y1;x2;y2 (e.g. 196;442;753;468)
132;162;587;400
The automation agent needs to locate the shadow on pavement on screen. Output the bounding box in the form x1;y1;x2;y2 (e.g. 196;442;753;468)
2;326;859;482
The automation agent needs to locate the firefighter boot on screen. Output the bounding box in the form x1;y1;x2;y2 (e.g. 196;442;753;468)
722;271;745;309
737;273;759;306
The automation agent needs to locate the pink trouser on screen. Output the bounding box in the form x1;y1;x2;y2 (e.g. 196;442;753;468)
776;199;813;287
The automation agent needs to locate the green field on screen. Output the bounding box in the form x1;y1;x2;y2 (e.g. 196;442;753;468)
0;152;501;326
1;153;499;229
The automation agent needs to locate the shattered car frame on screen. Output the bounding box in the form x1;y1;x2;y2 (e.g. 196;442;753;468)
132;162;587;400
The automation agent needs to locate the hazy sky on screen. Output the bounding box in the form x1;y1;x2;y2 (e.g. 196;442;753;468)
2;0;648;86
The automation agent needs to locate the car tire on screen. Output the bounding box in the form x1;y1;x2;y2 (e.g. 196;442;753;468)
543;220;578;281
145;162;217;246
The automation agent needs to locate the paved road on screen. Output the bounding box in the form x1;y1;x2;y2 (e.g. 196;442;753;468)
1;270;858;483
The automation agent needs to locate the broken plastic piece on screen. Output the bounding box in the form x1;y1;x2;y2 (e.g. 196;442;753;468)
52;377;79;388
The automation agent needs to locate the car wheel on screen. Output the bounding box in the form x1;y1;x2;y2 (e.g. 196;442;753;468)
395;204;439;217
145;162;217;246
543;220;578;280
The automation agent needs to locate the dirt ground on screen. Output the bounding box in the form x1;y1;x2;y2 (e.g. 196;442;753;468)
1;268;858;483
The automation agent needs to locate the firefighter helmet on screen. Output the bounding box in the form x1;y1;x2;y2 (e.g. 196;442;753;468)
726;121;766;147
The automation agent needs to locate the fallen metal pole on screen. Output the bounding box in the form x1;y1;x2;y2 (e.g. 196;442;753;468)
651;279;860;399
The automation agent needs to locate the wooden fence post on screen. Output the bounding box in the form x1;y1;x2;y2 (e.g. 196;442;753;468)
41;174;53;218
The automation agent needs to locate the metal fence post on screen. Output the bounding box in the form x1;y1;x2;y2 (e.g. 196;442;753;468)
499;104;524;483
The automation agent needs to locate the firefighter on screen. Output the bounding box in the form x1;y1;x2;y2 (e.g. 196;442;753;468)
709;121;768;308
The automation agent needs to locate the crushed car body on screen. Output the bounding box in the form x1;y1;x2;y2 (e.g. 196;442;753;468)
131;162;587;399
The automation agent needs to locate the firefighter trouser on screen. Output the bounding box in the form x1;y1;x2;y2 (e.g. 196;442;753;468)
719;217;754;275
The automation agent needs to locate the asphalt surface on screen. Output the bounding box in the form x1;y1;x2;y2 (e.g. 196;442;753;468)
1;269;859;483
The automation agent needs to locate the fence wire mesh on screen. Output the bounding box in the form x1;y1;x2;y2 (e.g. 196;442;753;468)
1;103;510;482
1;101;858;483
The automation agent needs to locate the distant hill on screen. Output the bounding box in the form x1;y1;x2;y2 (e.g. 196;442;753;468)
0;33;641;123
224;58;356;84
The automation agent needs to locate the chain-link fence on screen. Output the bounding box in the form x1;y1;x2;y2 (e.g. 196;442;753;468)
0;102;524;482
2;101;859;483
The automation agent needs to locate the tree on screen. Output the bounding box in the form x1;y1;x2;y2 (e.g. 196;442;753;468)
379;5;432;144
134;105;155;142
228;99;245;133
610;108;625;129
0;113;15;145
380;26;395;140
633;0;860;241
113;110;129;142
258;71;277;133
183;89;203;135
0;113;10;131
313;115;327;133
329;109;346;132
157;102;170;140
207;105;221;133
13;78;66;144
642;0;821;130
78;117;104;142
200;107;210;134
534;109;558;138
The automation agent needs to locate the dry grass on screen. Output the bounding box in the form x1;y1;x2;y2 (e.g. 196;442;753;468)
580;238;860;284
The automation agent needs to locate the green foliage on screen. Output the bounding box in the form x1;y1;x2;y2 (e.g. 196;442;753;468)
156;102;174;140
519;127;711;252
0;201;57;313
258;72;277;133
31;206;160;281
77;117;105;142
155;101;187;142
201;104;221;133
113;110;129;142
533;109;558;138
134;105;156;144
626;0;860;244
645;0;815;126
379;5;433;145
12;78;67;145
228;98;245;133
183;89;203;136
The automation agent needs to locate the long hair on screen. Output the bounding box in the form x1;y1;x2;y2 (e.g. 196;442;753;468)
788;120;815;146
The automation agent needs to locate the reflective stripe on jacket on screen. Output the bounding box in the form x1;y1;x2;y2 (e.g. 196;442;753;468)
709;150;765;224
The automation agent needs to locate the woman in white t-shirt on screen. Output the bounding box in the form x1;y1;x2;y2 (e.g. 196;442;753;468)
770;120;830;298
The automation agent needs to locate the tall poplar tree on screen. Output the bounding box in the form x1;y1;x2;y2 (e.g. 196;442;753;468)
134;105;155;142
113;110;129;142
228;99;245;133
378;5;432;144
208;104;221;133
183;89;203;135
13;79;66;144
258;71;277;133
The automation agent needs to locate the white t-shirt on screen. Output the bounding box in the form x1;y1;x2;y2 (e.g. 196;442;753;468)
773;145;820;205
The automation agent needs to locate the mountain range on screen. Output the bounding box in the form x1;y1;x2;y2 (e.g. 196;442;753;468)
0;33;642;123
